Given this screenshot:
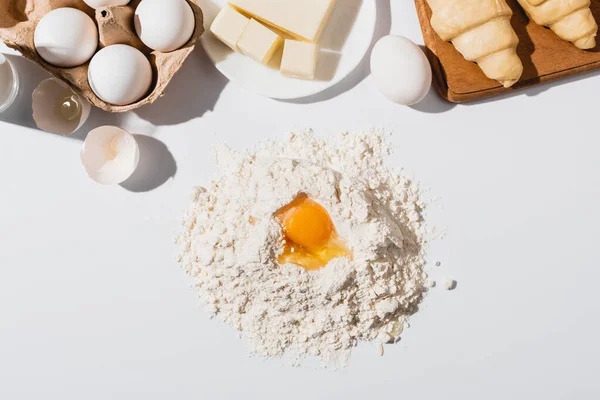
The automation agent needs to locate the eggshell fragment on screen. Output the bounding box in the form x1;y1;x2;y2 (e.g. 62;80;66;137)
370;35;432;106
81;126;140;185
32;78;91;135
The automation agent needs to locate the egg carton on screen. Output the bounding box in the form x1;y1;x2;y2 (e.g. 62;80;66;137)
0;0;204;113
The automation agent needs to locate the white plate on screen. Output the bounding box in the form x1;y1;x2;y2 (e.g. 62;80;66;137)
198;0;377;99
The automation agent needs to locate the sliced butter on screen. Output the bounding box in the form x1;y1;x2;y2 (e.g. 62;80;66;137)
237;19;283;65
280;40;318;80
210;6;249;51
228;0;337;43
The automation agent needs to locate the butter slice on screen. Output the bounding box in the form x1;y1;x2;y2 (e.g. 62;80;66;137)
210;6;249;51
237;19;283;65
228;0;337;43
280;40;318;80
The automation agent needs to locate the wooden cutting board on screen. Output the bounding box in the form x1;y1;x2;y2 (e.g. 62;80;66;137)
415;0;600;102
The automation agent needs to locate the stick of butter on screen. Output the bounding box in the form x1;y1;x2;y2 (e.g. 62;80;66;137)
210;6;250;51
280;40;318;80
237;19;283;65
228;0;337;43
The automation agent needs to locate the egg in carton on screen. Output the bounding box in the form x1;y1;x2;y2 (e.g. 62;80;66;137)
0;0;204;113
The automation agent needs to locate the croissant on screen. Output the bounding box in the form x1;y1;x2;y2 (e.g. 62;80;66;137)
427;0;523;88
517;0;598;49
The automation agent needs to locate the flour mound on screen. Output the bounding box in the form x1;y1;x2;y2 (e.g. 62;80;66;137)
178;130;428;367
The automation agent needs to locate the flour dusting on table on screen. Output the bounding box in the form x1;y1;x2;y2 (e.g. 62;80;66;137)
178;129;429;367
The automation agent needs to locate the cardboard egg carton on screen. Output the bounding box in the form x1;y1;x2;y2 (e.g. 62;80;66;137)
0;0;204;112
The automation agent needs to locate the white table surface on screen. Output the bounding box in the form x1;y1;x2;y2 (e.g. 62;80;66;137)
2;1;599;399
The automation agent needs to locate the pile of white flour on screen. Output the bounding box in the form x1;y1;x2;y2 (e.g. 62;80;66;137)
178;129;428;366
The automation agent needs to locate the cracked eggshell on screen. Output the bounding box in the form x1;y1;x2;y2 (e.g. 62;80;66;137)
81;126;140;185
32;78;91;135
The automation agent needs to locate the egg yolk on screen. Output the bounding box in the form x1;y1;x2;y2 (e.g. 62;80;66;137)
275;196;351;270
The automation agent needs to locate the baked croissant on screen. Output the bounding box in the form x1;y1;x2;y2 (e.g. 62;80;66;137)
427;0;523;88
517;0;598;49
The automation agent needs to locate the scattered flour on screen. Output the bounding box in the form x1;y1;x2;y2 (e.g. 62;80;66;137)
177;129;429;367
443;279;457;290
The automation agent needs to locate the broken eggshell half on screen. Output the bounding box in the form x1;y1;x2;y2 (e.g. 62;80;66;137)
81;126;140;185
32;78;91;135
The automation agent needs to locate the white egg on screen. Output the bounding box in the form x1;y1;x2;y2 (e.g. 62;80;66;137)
134;0;195;52
34;8;98;67
83;0;130;9
88;44;153;105
81;126;140;185
370;35;432;106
